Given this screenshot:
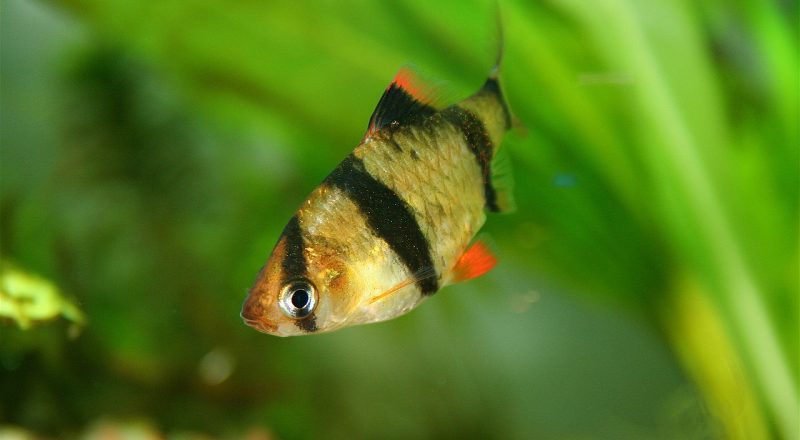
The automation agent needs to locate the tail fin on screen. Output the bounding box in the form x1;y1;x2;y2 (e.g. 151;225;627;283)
481;7;511;130
488;136;515;213
457;8;515;213
484;8;515;213
488;1;504;83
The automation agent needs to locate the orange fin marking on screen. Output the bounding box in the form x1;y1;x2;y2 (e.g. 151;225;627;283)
392;67;433;103
451;241;497;282
365;67;438;137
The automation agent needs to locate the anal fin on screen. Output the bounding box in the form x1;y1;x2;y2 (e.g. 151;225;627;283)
451;239;498;283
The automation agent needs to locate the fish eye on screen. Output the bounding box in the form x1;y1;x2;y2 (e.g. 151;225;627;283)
278;279;317;319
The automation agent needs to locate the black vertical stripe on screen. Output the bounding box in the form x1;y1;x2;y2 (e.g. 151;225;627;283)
326;155;439;295
441;106;499;212
280;216;318;332
281;215;307;281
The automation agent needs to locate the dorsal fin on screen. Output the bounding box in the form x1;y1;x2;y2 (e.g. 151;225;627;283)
365;67;438;137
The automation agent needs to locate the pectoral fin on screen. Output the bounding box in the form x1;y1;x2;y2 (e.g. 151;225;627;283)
368;266;437;305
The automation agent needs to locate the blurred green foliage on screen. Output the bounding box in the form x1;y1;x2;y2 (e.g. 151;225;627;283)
1;0;797;439
0;261;86;330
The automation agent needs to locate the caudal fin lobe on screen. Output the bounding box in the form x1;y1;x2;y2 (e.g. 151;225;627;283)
456;53;515;213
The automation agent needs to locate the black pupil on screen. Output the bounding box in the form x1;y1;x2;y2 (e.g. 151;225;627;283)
291;289;310;309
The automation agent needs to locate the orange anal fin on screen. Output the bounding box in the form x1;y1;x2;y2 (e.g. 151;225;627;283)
451;240;498;283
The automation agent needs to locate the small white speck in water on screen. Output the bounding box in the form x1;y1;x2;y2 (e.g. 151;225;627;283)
509;290;541;313
198;348;234;385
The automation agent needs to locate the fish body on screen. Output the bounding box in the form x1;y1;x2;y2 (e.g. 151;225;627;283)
241;66;513;336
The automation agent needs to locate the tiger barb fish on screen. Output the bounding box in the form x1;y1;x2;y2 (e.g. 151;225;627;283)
241;61;514;336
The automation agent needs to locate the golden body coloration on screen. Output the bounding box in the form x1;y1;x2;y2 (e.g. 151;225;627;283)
241;67;513;336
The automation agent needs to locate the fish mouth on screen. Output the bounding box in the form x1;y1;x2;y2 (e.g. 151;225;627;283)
241;293;278;334
241;315;277;334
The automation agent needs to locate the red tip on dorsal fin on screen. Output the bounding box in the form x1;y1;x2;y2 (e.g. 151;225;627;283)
451;240;498;283
392;67;433;104
365;67;439;137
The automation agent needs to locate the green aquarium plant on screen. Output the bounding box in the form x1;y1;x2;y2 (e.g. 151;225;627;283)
0;261;85;332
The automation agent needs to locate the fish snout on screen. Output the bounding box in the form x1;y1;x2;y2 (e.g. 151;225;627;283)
242;316;277;334
241;295;277;334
